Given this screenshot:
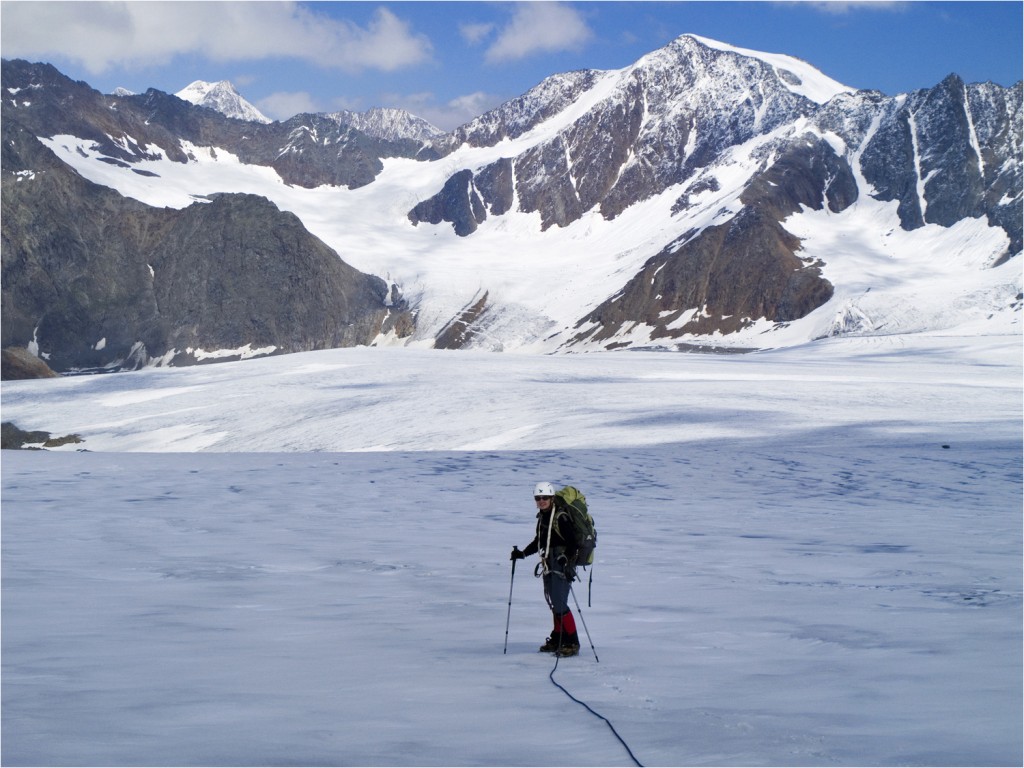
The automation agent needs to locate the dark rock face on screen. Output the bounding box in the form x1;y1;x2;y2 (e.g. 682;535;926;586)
740;134;860;218
1;119;413;373
408;158;516;234
434;291;490;349
818;77;1022;256
409;170;487;236
474;158;515;216
576;135;852;342
1;421;82;449
573;207;832;346
147;193;404;360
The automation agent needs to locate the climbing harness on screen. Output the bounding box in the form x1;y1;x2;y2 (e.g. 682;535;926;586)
533;502;558;578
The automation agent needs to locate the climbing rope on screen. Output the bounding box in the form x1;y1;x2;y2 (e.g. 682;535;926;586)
548;653;644;767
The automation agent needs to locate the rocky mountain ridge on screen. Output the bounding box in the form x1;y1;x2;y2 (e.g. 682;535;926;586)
412;36;1020;248
327;107;444;143
404;35;1019;346
1;34;1020;374
171;75;444;143
1;60;428;189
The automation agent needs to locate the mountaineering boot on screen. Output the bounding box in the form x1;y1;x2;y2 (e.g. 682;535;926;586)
539;612;564;652
539;634;561;652
552;611;579;656
555;631;580;657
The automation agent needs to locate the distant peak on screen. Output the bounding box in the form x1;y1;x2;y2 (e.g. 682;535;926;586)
175;79;271;124
326;107;444;142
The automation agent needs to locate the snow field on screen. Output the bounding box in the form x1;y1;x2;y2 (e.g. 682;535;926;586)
3;335;1021;454
1;335;1021;766
2;436;1020;766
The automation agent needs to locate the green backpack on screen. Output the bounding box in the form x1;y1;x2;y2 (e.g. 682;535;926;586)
554;486;597;567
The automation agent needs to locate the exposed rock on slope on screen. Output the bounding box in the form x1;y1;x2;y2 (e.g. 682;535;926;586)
574;207;832;346
1;347;58;380
1;119;412;372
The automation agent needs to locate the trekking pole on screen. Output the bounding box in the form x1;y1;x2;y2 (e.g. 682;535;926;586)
570;585;599;662
503;559;517;654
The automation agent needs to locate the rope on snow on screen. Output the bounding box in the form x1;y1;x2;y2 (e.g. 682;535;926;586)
548;653;644;768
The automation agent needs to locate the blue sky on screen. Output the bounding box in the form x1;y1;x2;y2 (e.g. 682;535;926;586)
2;1;1021;130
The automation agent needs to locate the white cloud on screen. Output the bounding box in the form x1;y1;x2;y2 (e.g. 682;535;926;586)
794;1;910;14
0;1;433;74
484;2;594;63
459;21;495;46
438;90;504;128
256;91;320;121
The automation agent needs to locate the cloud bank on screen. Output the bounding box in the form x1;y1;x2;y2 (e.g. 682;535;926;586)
0;1;433;73
484;2;594;63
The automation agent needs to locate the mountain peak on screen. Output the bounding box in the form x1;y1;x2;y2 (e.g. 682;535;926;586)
681;33;854;104
326;106;444;143
175;79;271;124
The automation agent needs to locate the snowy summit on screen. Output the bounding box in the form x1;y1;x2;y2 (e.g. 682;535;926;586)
175;80;271;124
688;34;855;104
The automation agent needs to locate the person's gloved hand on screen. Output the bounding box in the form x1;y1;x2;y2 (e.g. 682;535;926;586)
510;546;525;561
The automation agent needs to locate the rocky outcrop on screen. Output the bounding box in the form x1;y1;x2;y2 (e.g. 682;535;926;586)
434;291;490;349
573;207;832;346
409;170;487;236
822;75;1024;257
407;158;516;234
570;134;853;344
1;347;58;380
1;421;82;449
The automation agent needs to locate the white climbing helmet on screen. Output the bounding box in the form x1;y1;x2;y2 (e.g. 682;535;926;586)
534;481;556;497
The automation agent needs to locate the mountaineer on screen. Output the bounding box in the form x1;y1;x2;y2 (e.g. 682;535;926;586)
510;481;581;657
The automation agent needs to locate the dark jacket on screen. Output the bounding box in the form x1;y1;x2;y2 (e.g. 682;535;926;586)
523;503;578;569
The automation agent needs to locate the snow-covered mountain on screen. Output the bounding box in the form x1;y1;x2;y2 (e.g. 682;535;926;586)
328;106;444;143
1;34;1020;373
175;79;271;124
